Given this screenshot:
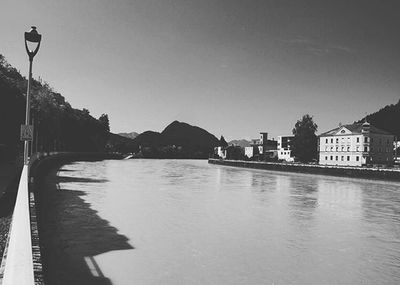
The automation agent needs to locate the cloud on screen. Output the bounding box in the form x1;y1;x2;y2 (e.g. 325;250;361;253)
280;37;355;56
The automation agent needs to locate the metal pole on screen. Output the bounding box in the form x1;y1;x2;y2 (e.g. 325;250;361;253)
23;58;33;165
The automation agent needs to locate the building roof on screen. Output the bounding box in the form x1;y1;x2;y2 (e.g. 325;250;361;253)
319;122;392;137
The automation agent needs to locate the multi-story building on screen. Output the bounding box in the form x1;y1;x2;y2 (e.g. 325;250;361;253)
319;122;394;166
245;132;277;159
277;135;294;162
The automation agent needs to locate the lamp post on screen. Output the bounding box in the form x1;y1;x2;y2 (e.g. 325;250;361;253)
23;26;41;165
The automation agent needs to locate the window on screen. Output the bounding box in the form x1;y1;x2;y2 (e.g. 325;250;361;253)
330;156;333;160
341;146;345;151
336;146;339;151
356;156;359;161
357;137;360;143
364;146;368;152
364;137;368;143
371;138;374;143
347;156;350;161
341;156;344;161
331;138;333;143
326;138;328;143
336;156;338;161
336;138;339;143
325;156;328;161
347;146;350;151
356;146;359;152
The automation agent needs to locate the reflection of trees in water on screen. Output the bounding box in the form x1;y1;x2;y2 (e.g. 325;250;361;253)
359;181;400;225
36;167;133;285
287;175;319;221
358;182;400;278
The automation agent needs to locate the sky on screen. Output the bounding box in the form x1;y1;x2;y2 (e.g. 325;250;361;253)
1;0;400;141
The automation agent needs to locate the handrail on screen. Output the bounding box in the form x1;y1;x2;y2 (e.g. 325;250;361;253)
1;165;35;285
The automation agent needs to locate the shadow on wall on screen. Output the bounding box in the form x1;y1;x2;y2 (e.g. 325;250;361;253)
35;166;133;285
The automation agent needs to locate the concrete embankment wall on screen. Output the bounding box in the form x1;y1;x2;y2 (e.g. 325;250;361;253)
208;159;400;181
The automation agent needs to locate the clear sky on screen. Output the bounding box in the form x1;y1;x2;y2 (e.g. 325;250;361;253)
1;0;399;140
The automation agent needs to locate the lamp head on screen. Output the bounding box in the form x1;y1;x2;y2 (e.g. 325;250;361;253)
24;26;42;60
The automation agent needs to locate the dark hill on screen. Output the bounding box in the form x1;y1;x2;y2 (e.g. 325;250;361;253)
355;99;400;138
133;131;162;147
0;54;110;160
161;120;220;148
106;133;136;153
111;121;220;158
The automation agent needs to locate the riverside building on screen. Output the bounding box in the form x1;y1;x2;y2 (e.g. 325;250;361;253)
277;135;294;162
245;132;277;159
319;122;394;167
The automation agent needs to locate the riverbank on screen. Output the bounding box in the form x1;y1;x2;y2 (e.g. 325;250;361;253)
208;158;400;181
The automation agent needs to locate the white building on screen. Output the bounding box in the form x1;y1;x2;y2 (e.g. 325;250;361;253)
214;146;226;159
319;122;394;166
277;135;294;162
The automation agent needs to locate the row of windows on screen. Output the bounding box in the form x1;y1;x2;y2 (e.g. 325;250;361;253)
280;151;290;156
323;146;391;152
324;155;360;162
324;137;391;144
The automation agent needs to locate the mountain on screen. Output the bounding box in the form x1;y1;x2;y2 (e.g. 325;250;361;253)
132;131;162;147
229;139;251;148
355;99;400;138
118;132;139;140
160;121;220;148
106;133;136;153
111;121;220;158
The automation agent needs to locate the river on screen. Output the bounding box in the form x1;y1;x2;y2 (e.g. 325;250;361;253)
40;159;400;284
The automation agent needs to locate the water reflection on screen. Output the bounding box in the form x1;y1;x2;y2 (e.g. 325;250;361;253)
44;160;400;285
37;162;133;285
288;174;319;217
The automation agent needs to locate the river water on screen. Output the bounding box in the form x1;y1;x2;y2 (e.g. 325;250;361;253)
51;159;400;284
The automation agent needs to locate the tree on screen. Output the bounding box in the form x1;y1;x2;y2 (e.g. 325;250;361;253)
292;114;318;163
219;135;228;147
99;114;110;132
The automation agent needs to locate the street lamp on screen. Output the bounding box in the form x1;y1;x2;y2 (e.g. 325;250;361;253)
23;26;41;165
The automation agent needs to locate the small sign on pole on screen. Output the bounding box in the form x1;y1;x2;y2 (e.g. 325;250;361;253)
20;124;33;141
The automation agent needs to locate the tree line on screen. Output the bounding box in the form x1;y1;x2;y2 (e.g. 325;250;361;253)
0;54;110;160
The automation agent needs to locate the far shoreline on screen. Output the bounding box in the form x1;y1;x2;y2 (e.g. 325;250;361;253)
208;158;400;182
